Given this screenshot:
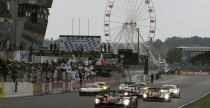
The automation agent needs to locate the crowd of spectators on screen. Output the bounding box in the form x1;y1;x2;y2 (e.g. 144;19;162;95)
190;52;210;66
0;58;120;83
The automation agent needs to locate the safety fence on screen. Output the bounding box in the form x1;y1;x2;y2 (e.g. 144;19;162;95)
0;76;121;99
0;73;155;99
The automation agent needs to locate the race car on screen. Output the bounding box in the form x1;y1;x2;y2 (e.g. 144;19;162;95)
118;82;136;91
134;82;149;97
94;90;138;108
160;84;180;98
143;88;171;102
79;83;103;96
94;82;110;92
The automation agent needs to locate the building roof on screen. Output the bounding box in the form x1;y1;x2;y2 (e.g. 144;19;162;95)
176;46;210;52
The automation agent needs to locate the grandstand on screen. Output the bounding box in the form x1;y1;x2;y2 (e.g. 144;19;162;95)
0;0;53;61
176;46;210;72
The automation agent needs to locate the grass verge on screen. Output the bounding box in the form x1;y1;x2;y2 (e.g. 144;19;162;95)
183;92;210;108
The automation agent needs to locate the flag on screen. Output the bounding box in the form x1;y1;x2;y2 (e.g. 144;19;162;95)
67;55;77;66
98;53;103;62
14;50;21;62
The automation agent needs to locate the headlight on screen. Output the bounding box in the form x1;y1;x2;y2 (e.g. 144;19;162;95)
124;92;128;96
164;94;169;100
123;99;130;106
95;98;100;104
174;89;178;94
143;93;147;98
102;86;107;90
160;89;164;93
119;86;122;90
144;87;147;90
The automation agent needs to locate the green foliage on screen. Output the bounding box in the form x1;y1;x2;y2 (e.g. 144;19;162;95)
151;36;210;61
165;48;182;64
183;93;210;108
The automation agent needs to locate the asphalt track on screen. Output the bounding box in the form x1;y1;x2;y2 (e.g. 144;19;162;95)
0;75;210;108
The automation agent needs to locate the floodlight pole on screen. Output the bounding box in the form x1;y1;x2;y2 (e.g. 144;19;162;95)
136;28;140;55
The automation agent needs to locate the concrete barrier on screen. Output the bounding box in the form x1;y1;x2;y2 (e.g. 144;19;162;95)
0;76;123;99
4;82;33;98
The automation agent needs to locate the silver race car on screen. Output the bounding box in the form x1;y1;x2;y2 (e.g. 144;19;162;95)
79;83;103;96
119;82;136;91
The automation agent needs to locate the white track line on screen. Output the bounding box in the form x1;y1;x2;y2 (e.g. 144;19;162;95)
178;92;210;108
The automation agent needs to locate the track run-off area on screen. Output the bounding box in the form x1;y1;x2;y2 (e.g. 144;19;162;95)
0;75;210;108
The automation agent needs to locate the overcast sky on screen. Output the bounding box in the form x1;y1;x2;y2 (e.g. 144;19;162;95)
45;0;210;41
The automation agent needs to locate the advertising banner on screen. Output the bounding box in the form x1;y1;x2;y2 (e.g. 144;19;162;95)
59;35;101;52
0;82;4;99
33;83;42;95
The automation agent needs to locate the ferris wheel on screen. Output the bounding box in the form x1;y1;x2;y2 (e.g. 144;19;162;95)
104;0;156;54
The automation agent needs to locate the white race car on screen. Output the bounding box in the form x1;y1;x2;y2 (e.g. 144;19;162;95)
79;83;103;96
94;82;110;92
160;85;180;98
134;82;149;97
118;82;136;91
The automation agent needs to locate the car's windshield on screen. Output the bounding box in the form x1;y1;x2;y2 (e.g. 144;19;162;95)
96;83;106;86
162;86;176;89
135;83;147;87
85;84;99;88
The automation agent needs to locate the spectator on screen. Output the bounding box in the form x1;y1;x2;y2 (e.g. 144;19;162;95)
151;73;154;84
50;43;53;51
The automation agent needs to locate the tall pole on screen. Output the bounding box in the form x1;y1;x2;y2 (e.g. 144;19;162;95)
88;18;89;36
72;18;74;35
136;28;140;55
15;0;18;46
79;18;80;36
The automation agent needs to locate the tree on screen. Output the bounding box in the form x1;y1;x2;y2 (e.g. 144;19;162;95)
166;48;182;64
